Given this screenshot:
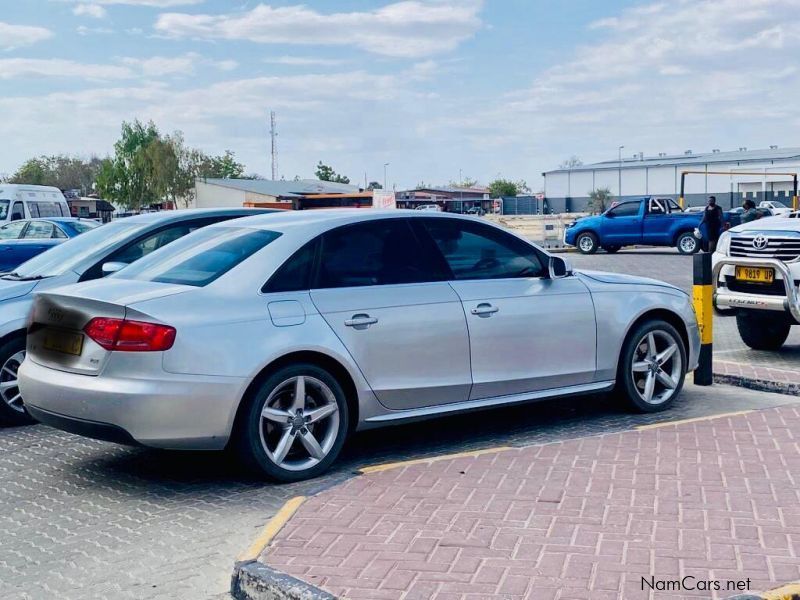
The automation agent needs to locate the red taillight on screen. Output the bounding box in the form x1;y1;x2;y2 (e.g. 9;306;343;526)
84;317;176;352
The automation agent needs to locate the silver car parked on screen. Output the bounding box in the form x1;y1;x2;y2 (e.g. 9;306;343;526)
19;210;700;481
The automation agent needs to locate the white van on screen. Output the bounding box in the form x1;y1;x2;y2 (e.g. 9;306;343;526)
0;185;70;222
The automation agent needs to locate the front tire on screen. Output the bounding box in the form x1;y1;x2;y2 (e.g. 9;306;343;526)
576;232;598;254
235;363;349;482
617;319;686;413
736;313;790;350
0;335;34;426
676;232;699;255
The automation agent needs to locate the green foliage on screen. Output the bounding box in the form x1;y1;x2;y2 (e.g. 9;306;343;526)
588;187;613;214
488;178;530;198
9;155;103;194
367;181;383;190
315;162;350;184
449;176;478;188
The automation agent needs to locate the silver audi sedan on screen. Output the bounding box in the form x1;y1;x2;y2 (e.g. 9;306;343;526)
19;210;700;481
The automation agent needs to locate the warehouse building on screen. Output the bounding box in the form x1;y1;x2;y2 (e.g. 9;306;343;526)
542;147;800;213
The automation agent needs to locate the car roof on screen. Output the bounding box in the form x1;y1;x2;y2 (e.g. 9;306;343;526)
207;208;490;236
113;208;277;225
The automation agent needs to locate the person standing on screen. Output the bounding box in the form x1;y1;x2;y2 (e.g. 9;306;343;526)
699;196;724;252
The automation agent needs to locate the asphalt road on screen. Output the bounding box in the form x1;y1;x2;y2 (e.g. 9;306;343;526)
2;249;799;600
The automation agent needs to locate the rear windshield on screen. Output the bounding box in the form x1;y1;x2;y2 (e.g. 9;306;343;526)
113;227;281;287
65;220;100;234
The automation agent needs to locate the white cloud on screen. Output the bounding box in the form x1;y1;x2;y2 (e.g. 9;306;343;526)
0;22;53;50
60;0;201;6
262;56;346;67
121;52;237;76
73;4;108;18
0;58;132;80
154;1;483;58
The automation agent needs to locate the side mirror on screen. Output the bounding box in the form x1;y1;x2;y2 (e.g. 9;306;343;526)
101;261;127;276
548;256;572;279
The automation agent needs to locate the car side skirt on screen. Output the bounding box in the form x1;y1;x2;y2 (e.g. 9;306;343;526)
360;380;616;429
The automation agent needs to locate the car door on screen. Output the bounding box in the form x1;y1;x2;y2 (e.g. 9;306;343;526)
600;201;643;245
418;217;597;400
641;198;675;245
310;218;472;410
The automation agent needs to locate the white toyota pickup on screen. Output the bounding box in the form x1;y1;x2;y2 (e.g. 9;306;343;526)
713;217;800;350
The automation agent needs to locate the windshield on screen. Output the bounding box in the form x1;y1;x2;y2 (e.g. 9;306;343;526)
6;221;144;279
113;227;281;287
0;200;8;220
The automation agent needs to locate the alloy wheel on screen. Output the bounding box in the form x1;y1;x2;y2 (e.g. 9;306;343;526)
0;350;26;413
259;375;340;472
578;235;595;252
630;330;682;405
680;236;697;253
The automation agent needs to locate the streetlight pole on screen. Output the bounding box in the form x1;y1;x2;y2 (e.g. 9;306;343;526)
384;163;389;190
618;145;625;200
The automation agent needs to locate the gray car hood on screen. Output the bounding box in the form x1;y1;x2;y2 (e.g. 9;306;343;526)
0;278;39;302
577;270;685;294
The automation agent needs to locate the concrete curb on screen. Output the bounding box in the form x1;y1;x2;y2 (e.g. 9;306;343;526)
231;560;336;600
713;372;800;397
727;580;800;599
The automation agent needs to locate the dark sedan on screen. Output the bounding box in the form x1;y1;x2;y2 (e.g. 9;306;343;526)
0;218;99;273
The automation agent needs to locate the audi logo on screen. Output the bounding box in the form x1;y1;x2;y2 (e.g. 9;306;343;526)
752;234;769;250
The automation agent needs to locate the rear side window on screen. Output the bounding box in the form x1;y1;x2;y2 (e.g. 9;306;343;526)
263;240;317;293
421;218;544;280
24;221;55;239
317;219;445;289
114;227;281;287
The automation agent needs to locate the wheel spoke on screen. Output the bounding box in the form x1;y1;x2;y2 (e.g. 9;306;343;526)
291;376;306;412
299;430;325;460
632;361;650;372
656;369;677;389
271;428;295;465
7;393;22;407
656;343;677;366
0;379;18;391
2;366;16;378
646;333;657;360
305;404;337;424
643;371;656;402
262;406;291;423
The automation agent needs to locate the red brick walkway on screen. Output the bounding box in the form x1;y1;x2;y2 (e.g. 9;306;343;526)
260;406;800;600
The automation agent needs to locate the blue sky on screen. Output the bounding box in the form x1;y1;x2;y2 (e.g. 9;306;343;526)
1;0;797;189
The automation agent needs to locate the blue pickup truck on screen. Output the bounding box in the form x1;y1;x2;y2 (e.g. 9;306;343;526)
564;197;730;255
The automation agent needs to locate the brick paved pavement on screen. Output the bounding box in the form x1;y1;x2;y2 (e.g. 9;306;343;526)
261;405;800;600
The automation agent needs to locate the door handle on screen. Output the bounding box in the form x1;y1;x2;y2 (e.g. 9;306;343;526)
344;314;378;328
471;303;499;316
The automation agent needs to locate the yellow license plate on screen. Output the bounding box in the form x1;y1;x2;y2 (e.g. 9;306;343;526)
735;266;775;284
42;330;84;356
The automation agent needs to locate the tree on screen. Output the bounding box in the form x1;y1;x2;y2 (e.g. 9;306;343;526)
559;156;583;169
315;161;350;184
488;178;520;198
588;187;613;214
449;176;478;188
9;155;103;195
366;181;383;190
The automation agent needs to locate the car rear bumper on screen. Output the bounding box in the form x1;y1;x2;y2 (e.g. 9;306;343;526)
19;359;247;450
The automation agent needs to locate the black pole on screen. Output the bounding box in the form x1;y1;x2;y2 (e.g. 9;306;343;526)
692;252;713;385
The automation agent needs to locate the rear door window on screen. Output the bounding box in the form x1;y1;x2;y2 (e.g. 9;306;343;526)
23;221;55;239
316;219;446;289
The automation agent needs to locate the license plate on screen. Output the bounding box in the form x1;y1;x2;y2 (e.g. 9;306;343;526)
735;266;775;284
42;330;84;356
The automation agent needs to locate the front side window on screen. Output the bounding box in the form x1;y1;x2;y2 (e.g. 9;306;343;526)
607;202;640;217
11;202;24;221
23;221;55;239
421;219;544;280
317;219;442;289
0;221;27;240
114;227;281;287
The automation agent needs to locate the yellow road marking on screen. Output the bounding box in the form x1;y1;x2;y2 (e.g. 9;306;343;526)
637;410;753;431
238;495;306;562
359;446;512;474
763;582;800;600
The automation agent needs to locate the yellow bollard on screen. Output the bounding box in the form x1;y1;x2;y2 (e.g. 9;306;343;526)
692;252;713;385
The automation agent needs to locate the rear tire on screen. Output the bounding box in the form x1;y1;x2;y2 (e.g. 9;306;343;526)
234;363;349;482
576;232;598;254
676;232;699;255
602;245;621;254
0;335;33;426
736;313;790;350
616;319;686;413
